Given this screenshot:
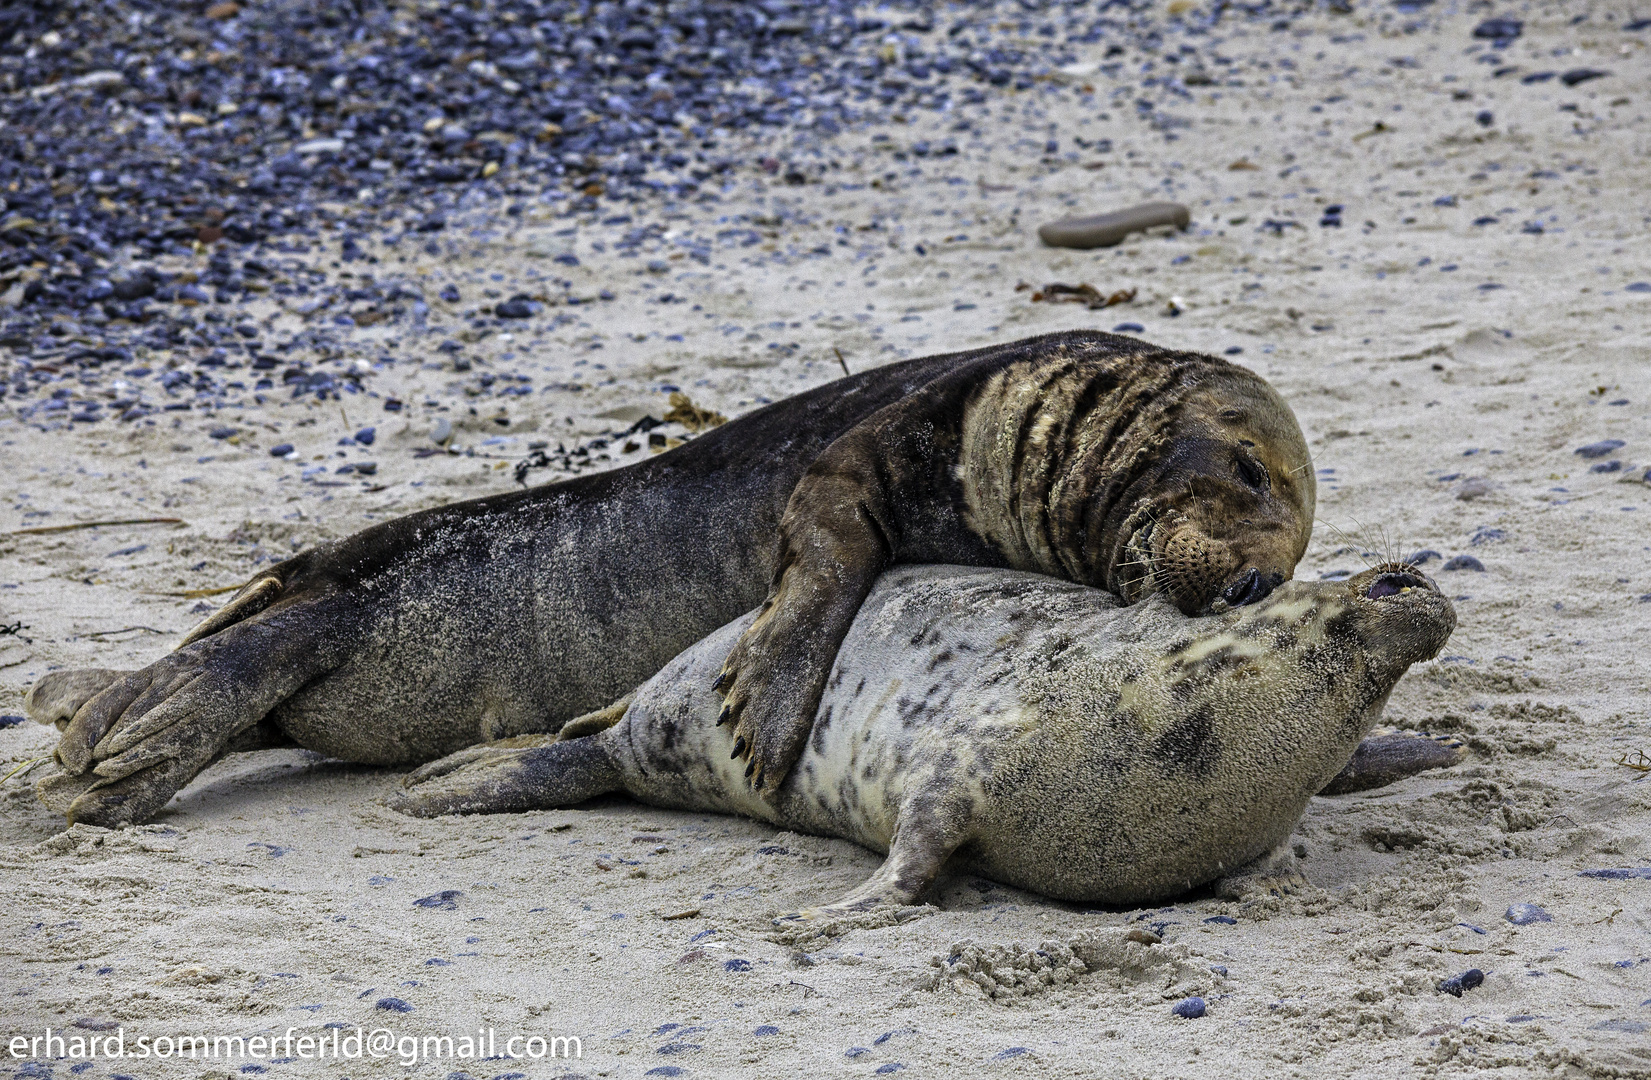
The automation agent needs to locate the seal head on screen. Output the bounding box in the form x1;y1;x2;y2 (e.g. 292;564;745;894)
957;346;1315;617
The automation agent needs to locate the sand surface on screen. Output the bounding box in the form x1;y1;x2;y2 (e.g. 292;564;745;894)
5;3;1651;1077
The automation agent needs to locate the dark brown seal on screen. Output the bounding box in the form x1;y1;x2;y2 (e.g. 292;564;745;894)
26;330;1311;826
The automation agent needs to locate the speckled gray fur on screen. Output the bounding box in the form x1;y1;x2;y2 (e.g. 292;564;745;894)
397;563;1455;912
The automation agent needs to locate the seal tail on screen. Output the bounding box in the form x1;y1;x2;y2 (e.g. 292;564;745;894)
386;733;623;818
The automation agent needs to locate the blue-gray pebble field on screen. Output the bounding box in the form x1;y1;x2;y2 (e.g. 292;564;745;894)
3;0;1650;1076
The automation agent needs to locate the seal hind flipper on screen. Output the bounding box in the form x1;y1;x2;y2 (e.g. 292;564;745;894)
387;733;622;818
1318;731;1466;796
178;574;287;647
555;692;635;741
40;600;344;826
24;668;132;731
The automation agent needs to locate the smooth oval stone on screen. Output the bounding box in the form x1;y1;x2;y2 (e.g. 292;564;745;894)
1505;903;1552;925
1575;439;1625;459
1171;996;1207;1019
1437;969;1484;997
1038;202;1191;249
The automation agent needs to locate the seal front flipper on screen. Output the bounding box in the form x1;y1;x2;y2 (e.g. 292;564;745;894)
718;436;896;795
386;733;622;817
1318;730;1466;795
1213;843;1308;900
773;802;968;924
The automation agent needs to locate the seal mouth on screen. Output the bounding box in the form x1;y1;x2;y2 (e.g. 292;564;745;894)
1365;568;1431;601
1219;567;1284;608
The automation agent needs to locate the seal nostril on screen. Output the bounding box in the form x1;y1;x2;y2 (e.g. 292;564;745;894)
1367;572;1426;600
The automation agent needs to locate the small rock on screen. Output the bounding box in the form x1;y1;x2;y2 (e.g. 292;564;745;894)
1441;555;1484;572
496;295;541;319
1578;867;1651;880
1505;903;1552;926
1472;17;1522;40
1575;439;1625;459
1039;201;1191;249
354;426;376;446
1455;477;1494;500
412;890;462;909
723;958;752;972
269;443;294;457
375;997;414;1012
1171;996;1207;1018
1437;969;1484;997
753;1025;780;1036
1561;68;1610;86
431;418;453;445
1406;549;1443;565
440;284;461;303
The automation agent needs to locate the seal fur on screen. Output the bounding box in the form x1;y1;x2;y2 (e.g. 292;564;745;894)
27;330;1313;826
393;563;1456;911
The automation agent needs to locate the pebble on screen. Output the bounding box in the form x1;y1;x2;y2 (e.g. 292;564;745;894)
1441;555;1485;572
0;714;27;729
1437;969;1485;996
374;997;414;1012
1578;868;1651;880
412;890;463;909
1561;68;1610;87
1473;18;1523;41
1576;440;1626;459
1171;996;1207;1019
1407;550;1443;565
1038;202;1192;250
430;419;454;445
1505;903;1553;925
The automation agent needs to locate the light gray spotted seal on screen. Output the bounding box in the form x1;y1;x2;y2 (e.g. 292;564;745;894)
391;563;1458;912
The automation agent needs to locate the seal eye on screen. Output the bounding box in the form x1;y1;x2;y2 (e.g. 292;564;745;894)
1233;454;1269;492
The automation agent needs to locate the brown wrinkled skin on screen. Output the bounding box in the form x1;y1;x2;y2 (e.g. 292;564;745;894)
25;330;1312;826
